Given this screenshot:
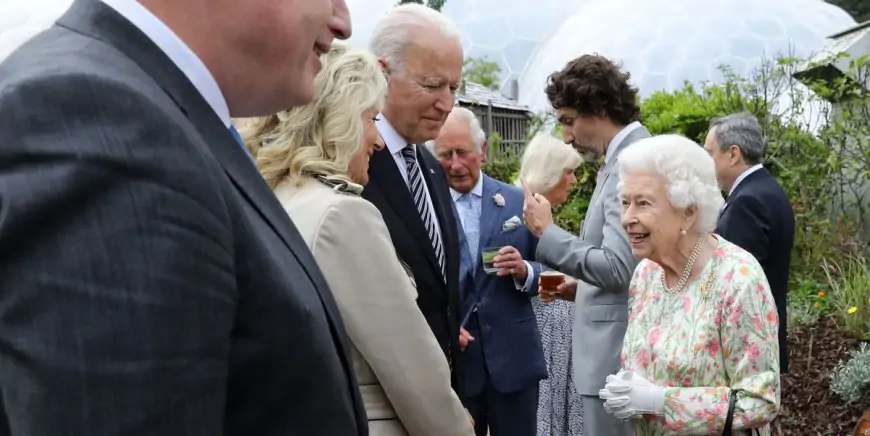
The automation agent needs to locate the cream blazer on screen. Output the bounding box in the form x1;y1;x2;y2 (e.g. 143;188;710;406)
275;178;473;436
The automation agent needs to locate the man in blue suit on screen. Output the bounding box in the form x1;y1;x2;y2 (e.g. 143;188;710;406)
427;108;547;436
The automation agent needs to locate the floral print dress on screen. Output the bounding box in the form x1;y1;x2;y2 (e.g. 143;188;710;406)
621;237;780;435
532;297;584;436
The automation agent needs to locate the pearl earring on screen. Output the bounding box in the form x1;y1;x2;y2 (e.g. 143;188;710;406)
680;229;687;236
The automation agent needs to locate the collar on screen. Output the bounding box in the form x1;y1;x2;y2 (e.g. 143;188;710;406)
100;0;230;127
377;114;411;155
450;171;484;201
729;163;764;196
604;121;642;164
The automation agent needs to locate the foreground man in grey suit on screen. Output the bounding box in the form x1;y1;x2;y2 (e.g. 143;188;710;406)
522;55;649;436
0;0;368;435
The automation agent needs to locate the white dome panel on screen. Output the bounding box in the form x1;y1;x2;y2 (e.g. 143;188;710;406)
443;0;592;96
518;0;856;112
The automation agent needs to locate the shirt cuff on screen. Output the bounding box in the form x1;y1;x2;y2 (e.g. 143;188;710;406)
514;261;534;291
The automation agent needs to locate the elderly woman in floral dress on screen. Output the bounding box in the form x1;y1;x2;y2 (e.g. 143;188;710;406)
599;134;780;435
515;133;584;436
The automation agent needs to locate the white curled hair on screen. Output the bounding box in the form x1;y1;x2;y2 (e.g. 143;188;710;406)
617;134;724;233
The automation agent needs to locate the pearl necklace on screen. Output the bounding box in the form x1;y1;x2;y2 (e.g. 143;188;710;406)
661;233;708;295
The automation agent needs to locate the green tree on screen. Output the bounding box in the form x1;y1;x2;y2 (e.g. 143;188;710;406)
462;57;501;90
396;0;445;11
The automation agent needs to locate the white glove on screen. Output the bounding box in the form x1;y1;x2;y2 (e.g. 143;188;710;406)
599;370;665;420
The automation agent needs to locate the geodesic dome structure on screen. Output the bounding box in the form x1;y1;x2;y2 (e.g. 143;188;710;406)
442;0;591;97
344;0;593;97
518;0;856;112
0;0;72;62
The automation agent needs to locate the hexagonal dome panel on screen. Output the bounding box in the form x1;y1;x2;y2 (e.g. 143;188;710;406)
343;0;592;97
442;0;592;96
518;0;856;112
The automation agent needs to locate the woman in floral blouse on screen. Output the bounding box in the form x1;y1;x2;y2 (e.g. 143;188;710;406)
599;134;780;435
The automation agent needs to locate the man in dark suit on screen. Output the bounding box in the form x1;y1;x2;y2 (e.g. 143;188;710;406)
705;111;795;374
428;108;547;436
0;0;368;435
362;4;466;400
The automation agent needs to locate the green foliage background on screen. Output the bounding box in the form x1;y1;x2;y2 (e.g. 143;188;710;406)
485;56;870;333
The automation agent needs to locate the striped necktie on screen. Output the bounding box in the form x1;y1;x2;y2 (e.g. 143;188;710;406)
402;144;446;281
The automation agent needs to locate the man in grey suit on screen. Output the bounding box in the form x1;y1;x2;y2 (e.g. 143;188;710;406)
522;54;649;436
0;0;368;435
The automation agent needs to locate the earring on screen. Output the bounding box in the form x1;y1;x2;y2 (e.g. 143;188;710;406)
680;229;687;236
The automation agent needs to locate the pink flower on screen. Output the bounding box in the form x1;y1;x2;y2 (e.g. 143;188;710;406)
635;349;652;367
648;327;662;346
705;338;720;357
747;343;761;361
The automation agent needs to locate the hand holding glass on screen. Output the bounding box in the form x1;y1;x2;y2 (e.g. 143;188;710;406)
481;246;504;275
538;271;565;302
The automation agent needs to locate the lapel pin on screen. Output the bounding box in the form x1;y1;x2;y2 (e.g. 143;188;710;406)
429;169;435;174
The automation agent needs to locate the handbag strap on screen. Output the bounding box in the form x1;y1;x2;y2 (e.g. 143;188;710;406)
722;389;739;435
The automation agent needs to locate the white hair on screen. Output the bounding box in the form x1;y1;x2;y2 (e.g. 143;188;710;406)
617;134;724;233
514;133;583;194
424;107;485;153
369;4;462;73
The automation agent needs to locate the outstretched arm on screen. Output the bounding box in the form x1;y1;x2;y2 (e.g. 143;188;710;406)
532;172;635;292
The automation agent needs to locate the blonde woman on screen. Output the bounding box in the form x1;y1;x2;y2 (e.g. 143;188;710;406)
515;133;584;436
240;44;473;436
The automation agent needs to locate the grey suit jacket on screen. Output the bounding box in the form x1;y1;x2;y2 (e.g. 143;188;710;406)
535;126;650;395
0;0;366;434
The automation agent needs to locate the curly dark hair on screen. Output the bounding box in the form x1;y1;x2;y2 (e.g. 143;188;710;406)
545;54;641;125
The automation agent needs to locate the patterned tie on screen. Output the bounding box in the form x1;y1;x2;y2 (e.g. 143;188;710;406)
458;193;480;266
402;145;446;281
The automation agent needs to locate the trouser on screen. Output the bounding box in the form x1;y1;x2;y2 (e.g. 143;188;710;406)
467;380;538;436
582;394;633;436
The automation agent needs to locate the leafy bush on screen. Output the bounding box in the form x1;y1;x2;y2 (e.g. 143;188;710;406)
640;55;870;326
787;300;821;329
484;157;520;186
830;342;870;403
788;278;831;329
492;53;870;315
824;257;870;340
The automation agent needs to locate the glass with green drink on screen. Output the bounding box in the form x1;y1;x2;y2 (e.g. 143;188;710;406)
481;246;504;274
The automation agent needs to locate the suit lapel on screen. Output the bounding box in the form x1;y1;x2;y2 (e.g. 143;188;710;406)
59;0;305;262
368;147;445;284
478;176;503;254
58;0;363;409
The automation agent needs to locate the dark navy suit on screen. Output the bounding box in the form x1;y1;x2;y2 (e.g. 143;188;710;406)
453;174;547;436
716;167;794;374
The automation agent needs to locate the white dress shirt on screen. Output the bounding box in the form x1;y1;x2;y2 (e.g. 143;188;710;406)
604;121;642;165
100;0;230;127
729;163;764;196
376;115;443;244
